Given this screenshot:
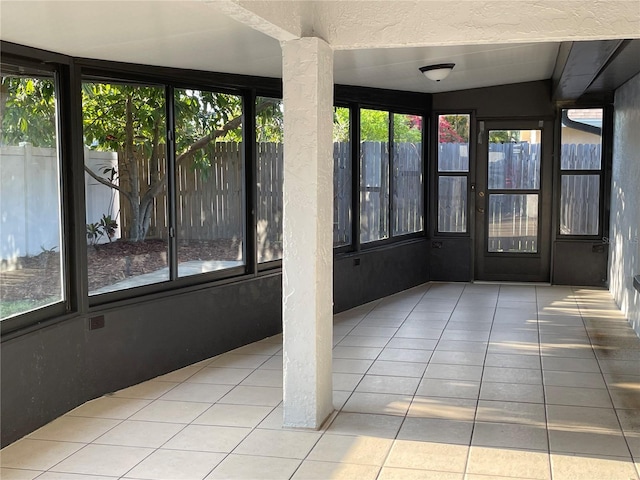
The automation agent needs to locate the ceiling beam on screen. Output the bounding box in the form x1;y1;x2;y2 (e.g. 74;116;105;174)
586;39;640;96
211;0;302;43
551;39;624;102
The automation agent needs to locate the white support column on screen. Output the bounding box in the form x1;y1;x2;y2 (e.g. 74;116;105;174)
282;37;334;429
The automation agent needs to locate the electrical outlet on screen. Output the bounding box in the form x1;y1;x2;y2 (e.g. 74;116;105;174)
89;315;105;330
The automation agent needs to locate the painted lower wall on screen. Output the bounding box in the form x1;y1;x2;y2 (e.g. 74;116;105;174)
609;72;640;337
334;239;430;312
1;274;282;447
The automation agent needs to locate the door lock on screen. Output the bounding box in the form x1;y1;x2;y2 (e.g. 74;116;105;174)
478;191;485;198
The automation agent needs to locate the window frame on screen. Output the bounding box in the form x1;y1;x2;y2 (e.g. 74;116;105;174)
357;104;427;251
433;111;474;237
0;55;72;335
79;70;257;306
254;94;285;269
555;105;611;240
332;103;354;253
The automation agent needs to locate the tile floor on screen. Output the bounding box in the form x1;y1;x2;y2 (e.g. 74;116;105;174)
2;282;640;480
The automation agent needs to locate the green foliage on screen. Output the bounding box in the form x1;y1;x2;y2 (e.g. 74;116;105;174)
359;109;422;144
39;244;58;254
393;113;422;143
256;97;283;143
86;213;119;245
1;76;57;147
82;82;166;153
99;214;118;241
86;222;102;246
0;297;59;320
333;107;350;142
441;114;469;142
175;89;243;170
489;130;520;143
360;109;389;142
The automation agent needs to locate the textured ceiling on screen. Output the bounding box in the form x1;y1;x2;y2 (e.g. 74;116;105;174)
0;1;637;94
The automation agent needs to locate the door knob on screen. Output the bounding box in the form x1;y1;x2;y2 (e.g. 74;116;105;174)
477;208;485;213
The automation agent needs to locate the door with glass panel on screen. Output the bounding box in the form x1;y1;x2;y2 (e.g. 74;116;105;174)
474;120;552;282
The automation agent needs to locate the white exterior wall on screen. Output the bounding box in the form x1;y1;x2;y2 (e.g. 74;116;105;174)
609;72;640;337
282;37;334;429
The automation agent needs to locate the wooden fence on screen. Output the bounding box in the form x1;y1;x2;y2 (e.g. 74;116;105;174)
118;141;599;246
560;143;601;235
122;141;423;246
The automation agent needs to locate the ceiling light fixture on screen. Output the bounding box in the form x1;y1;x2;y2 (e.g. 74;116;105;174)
419;63;455;82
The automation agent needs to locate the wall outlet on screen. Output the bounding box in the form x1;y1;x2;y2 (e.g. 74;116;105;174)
89;315;105;330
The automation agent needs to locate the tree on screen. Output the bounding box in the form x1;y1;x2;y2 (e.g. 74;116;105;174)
438;117;463;143
1;76;57;147
489;130;520;143
358;110;423;143
439;115;467;143
2;75;279;242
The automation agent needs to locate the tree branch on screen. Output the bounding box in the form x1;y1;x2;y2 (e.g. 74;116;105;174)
84;164;132;203
175;97;279;167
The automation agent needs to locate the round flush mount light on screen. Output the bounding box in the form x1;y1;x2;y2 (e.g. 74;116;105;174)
419;63;455;82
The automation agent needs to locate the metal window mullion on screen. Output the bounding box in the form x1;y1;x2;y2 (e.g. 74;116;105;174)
388;112;394;238
63;61;89;314
245;91;258;274
166;86;178;281
352;105;361;252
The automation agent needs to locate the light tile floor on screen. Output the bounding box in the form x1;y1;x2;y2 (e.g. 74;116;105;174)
2;283;640;480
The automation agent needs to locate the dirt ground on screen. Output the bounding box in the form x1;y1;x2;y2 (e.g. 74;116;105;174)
1;238;243;302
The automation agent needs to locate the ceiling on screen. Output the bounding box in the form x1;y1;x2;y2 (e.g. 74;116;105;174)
0;1;637;97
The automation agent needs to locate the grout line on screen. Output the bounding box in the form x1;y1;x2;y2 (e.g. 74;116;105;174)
460;282;500;476
571;285;638;468
536;284;554;480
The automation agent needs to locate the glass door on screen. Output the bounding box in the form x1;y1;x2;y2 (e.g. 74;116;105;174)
474;121;552;282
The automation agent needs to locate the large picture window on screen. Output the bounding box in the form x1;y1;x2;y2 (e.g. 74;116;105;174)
0;68;65;319
559;108;603;236
83;81;251;296
175;89;245;276
360;108;424;245
360;109;390;243
83;82;169;295
392;113;423;236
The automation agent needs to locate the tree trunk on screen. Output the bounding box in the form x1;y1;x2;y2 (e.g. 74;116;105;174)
89;97;280;243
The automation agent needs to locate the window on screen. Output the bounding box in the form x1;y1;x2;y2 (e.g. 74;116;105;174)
559;108;603;236
83;82;169;295
360;108;424;244
0;68;65;319
360;109;390;243
256;97;283;263
174;89;244;276
334;107;351;247
83;81;249;296
392;113;423;235
437;114;470;233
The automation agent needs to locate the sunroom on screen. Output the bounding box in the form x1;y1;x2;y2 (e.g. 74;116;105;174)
1;2;640;478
